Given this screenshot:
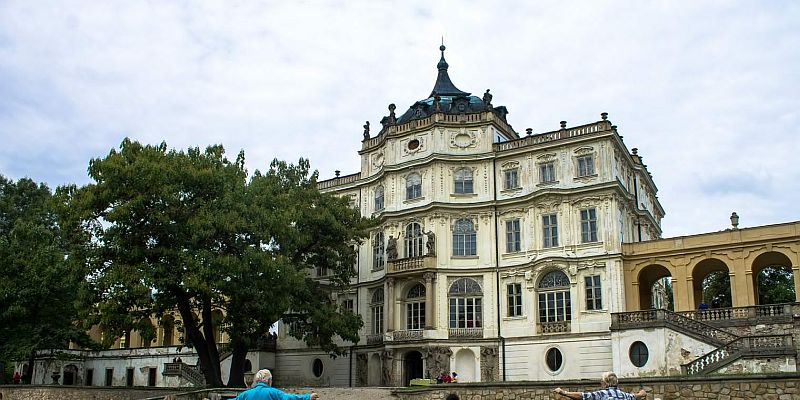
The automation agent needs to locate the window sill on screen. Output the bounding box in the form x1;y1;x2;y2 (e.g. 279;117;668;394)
503;315;527;321
500;186;522;194
537;180;559;187
451;255;479;260
581;309;607;314
574;173;598;180
450;193;478;198
501;251;525;259
403;196;426;204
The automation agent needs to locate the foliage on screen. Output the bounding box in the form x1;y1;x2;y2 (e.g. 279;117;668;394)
61;139;373;387
702;271;732;307
757;266;795;305
0;175;93;383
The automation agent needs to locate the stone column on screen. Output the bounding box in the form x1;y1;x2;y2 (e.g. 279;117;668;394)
424;273;435;329
386;278;395;331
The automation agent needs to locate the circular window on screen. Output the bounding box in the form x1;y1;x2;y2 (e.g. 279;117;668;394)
629;341;649;367
408;139;420;150
545;347;563;372
312;358;324;377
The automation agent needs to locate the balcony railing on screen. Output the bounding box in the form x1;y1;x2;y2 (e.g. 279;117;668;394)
613;303;800;329
387;255;436;274
448;328;483;338
538;321;571;334
681;334;795;375
391;329;424;341
366;334;384;345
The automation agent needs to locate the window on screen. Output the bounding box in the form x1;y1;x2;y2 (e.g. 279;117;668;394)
315;265;328;277
374;186;384;211
312;358;324;377
545;348;563;372
406;283;426;330
406;173;422;199
585;275;602;310
577;155;595;177
105;368;113;386
507;283;523;317
503;169;519;190
85;369;94;386
449;278;483;328
125;368;134;387
404;222;424;258
580;208;598;243
629;341;649;367
538;270;571;324
371;289;384;335
342;299;354;313
539;162;556;183
454;168;474;194
373;231;384;270
505;219;521;253
452;219;477;256
542;214;559;247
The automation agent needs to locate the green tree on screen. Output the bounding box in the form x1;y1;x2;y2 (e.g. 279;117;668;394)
702;271;732;307
758;266;796;305
61;139;372;387
0;175;93;384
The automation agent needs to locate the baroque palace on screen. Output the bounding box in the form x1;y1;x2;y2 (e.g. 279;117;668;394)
16;47;800;388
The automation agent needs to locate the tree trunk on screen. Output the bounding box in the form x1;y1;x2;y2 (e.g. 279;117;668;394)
227;339;248;388
24;350;35;384
200;296;222;385
174;292;223;387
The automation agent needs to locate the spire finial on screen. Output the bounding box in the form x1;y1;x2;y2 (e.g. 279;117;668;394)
437;42;448;70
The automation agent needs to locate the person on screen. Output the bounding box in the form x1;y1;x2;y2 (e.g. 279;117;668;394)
450;371;458;383
554;371;645;400
442;373;452;383
698;301;709;311
235;369;318;400
13;371;21;384
711;296;721;309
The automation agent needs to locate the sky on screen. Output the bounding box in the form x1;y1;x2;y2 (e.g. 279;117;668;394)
0;1;798;238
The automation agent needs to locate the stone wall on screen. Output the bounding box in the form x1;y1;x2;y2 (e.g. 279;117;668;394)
0;385;182;400
391;374;800;400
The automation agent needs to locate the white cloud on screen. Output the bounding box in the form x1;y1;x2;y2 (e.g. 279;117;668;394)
0;0;798;236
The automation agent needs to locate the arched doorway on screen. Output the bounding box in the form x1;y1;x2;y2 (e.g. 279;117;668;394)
63;364;79;385
403;351;423;386
692;258;731;308
368;353;382;386
637;264;673;310
454;348;476;383
752;252;796;304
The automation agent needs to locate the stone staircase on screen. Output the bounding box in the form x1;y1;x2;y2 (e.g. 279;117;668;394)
163;361;206;386
612;304;797;375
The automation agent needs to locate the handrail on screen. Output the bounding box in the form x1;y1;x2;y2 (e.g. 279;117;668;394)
493;121;612;152
664;311;739;345
682;334;794;375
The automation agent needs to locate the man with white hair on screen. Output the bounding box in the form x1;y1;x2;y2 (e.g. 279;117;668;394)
553;371;646;400
235;369;319;400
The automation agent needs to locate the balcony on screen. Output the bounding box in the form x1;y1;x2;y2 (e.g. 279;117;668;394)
390;329;424;341
538;321;571;334
387;255;436;275
448;328;484;338
366;334;384;345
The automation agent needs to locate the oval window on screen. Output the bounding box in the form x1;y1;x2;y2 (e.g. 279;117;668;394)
312;358;324;377
629;341;649;367
408;139;420;150
545;347;563;372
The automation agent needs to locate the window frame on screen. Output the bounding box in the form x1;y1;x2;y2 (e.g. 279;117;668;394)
454;168;474;194
505;219;522;253
405;283;426;330
374;185;384;211
577;154;595;177
448;278;483;328
538;270;572;324
580;208;598;243
539;162;556;183
372;231;385;270
370;289;384;335
404;222;424;258
452;218;477;257
507;283;523;317
585;275;603;311
406;173;422;200
503;168;519;190
542;214;559;248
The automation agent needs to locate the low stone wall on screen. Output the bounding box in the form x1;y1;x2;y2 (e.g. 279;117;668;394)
0;385;182;400
392;373;800;400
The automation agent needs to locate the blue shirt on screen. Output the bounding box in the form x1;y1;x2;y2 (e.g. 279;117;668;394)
235;382;312;400
582;386;637;400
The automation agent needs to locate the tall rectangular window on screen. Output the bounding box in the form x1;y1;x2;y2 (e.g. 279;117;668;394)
371;304;383;334
449;297;482;328
507;283;523;317
342;299;354;313
126;368;134;387
148;367;157;386
85;369;94;386
580;208;598;243
454;168;474;194
406;302;425;330
577;155;595;177
503;169;519;190
372;231;384;270
105;368;114;386
542;214;559;247
540;162;556;183
505;219;521;253
585;275;603;310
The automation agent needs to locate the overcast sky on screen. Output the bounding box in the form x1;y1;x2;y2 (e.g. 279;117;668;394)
1;1;798;237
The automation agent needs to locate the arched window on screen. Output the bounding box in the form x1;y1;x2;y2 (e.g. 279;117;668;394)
374;186;385;211
453;219;477;256
406;173;422;200
161;316;175;346
454;168;473;194
373;231;384;270
371;288;384;335
538;270;572;327
406;283;426;330
449;278;483;328
405;222;424;258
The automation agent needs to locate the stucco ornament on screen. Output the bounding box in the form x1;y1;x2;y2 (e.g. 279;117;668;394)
450;130;478;148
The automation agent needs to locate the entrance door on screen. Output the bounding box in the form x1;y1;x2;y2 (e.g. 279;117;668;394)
403;351;424;386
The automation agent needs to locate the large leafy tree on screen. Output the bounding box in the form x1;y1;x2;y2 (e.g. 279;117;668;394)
0;175;92;384
757;266;795;305
61;139;371;387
